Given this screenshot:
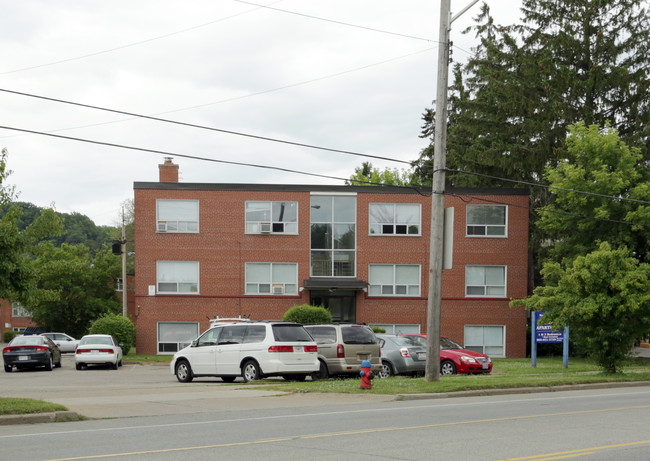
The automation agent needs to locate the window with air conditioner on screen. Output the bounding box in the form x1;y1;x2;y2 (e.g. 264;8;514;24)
245;201;298;234
245;262;298;295
156;199;199;233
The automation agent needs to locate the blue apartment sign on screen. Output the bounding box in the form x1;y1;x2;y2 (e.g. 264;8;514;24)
534;311;564;343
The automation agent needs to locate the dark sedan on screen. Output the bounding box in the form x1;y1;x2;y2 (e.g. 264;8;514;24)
3;335;62;372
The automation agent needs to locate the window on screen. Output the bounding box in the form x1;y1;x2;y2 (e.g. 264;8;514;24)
245;201;298;234
368;264;420;296
157;199;199;233
466;265;506;297
158;322;199;354
466;204;506;237
157;261;199;294
370;324;421;335
464;325;505;357
310;194;356;277
369;203;421;235
12;303;31;318
116;278;123;292
245;262;298;295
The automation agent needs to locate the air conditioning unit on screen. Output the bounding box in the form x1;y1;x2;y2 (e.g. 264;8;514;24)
260;222;272;233
272;285;285;295
157;222;167;232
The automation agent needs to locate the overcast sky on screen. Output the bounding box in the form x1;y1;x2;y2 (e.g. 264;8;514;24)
0;1;523;226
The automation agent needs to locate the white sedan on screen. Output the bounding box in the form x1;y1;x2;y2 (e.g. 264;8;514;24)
41;332;79;353
75;334;123;370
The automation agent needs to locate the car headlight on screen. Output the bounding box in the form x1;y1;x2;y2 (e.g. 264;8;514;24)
460;356;477;364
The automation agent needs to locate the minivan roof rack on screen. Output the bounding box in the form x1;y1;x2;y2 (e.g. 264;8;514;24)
208;315;252;326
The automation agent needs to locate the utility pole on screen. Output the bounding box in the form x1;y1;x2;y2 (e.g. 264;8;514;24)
425;0;478;382
121;207;127;317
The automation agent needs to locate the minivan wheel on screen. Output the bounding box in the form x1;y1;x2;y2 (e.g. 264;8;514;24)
175;360;194;383
242;360;261;382
441;359;457;375
311;360;329;381
379;361;393;378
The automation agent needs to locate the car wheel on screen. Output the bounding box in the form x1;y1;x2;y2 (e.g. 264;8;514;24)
45;354;53;371
75;363;82;370
221;376;236;383
441;359;457;375
311;360;329;381
242;360;261;382
118;359;123;367
111;361;118;370
4;364;11;373
379;361;393;378
175;360;194;383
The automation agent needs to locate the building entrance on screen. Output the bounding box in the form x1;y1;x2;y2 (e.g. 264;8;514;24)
310;290;356;322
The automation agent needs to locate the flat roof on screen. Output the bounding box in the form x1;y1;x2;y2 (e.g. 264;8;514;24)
133;182;530;196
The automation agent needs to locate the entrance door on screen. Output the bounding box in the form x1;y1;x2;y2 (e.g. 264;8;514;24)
310;290;356;322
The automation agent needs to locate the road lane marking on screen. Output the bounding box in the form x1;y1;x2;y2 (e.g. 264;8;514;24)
498;439;650;460
45;405;650;460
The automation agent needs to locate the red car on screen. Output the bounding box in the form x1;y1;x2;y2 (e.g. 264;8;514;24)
405;334;492;375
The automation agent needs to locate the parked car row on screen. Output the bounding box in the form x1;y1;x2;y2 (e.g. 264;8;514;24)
4;321;492;380
3;334;123;372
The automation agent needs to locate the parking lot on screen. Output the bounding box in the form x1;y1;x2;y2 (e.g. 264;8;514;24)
0;354;392;419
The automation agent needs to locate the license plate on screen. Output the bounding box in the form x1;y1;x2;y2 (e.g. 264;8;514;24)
19;355;29;361
417;353;426;360
482;363;488;369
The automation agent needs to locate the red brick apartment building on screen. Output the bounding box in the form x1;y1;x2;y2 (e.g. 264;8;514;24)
133;159;529;357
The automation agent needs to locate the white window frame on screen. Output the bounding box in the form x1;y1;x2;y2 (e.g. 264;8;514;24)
116;278;123;292
466;204;507;237
12;303;31;318
156;261;200;294
465;265;506;298
157;321;200;355
368;264;421;297
245;201;299;235
245;262;298;295
369;203;421;236
156;199;199;233
464;325;506;358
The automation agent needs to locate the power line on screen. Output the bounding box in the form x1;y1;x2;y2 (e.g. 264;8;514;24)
0;46;435;140
0;88;411;166
0;1;284;75
233;0;434;42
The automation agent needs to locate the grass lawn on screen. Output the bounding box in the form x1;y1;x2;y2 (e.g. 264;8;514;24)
0;398;68;416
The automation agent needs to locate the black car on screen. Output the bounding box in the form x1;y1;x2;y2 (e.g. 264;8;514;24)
3;335;62;372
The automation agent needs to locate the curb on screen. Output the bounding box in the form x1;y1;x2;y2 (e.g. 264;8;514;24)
394;380;650;401
0;411;81;426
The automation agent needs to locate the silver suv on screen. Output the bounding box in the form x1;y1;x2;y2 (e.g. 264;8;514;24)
171;319;319;383
303;324;381;379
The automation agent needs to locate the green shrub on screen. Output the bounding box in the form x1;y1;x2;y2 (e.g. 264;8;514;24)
3;330;18;343
283;304;332;325
371;326;386;334
89;313;136;355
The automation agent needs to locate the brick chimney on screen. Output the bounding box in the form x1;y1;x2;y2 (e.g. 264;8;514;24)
159;157;179;183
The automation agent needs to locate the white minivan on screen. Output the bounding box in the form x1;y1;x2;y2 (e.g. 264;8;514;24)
171;319;319;383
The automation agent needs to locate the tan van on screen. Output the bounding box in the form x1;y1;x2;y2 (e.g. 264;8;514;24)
304;324;381;379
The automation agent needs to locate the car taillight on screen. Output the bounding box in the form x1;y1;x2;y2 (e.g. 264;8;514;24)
305;345;318;353
399;348;411;358
36;346;48;352
337;344;344;358
268;346;294;353
2;347;10;354
76;348;114;354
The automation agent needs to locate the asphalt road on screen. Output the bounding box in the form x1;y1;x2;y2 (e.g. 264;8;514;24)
3;354;650;460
